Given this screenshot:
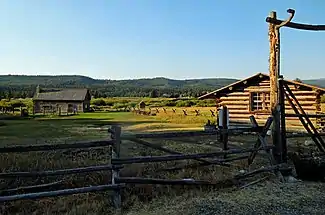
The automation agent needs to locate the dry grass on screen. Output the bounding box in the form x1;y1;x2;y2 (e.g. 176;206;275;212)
0;109;324;215
127;107;216;132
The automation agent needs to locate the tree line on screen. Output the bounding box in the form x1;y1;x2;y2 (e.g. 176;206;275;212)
0;85;216;99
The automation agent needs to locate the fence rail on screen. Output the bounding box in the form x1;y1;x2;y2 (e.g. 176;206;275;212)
0;139;114;153
0;116;292;211
0;164;123;178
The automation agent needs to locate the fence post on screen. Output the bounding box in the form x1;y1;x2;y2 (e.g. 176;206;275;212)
221;106;229;158
110;125;121;210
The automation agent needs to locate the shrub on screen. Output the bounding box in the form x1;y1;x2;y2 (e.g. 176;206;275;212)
91;99;106;106
196;99;215;107
113;103;128;109
175;100;195;107
162;101;176;107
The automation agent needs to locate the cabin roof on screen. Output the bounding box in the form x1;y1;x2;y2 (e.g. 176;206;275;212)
198;73;325;99
33;88;89;101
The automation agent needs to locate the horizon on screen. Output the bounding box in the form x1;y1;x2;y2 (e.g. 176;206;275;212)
1;73;325;82
1;1;325;80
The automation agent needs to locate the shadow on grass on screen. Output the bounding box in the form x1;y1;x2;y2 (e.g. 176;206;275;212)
0;113;160;142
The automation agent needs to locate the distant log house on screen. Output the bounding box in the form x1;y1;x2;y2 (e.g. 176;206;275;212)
198;73;325;131
33;86;91;115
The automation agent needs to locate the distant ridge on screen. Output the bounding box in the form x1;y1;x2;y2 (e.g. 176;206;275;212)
1;74;325;88
1;74;325;98
0;75;239;89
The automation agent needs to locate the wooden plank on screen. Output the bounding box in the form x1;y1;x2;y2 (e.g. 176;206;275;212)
228;110;317;115
285;105;316;111
110;125;122;210
284;85;325;152
248;116;274;165
245;87;270;91
125;137;230;167
0;184;125;203
220;97;249;101
224;92;250;96
0;165;123;178
220;101;249;105
0;140;114;153
115;177;232;186
224;105;249;110
284;101;316;106
112;146;274;165
285;114;325;118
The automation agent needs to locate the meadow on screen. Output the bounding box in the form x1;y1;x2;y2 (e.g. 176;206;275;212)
1;98;325;214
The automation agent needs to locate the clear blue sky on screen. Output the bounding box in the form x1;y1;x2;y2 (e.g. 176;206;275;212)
0;0;324;80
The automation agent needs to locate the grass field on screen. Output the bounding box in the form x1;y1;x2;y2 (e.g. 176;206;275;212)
0;108;224;215
1;106;325;214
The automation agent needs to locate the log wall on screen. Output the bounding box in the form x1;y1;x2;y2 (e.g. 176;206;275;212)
216;79;321;131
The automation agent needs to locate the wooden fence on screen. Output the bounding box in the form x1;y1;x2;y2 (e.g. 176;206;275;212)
0;124;323;209
1;113;306;211
130;107;217;117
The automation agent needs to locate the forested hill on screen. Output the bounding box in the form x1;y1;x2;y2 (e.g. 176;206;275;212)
0;75;325;98
0;75;238;98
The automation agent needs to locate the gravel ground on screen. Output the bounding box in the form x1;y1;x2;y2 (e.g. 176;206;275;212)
127;180;325;215
190;180;325;215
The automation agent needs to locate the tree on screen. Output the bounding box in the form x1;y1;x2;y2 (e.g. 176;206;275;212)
294;78;302;83
149;89;158;98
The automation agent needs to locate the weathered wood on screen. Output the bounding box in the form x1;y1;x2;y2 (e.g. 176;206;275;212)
159;155;249;172
115;177;217;185
283;87;325;152
220;101;249;105
0;180;64;195
0;165;123;178
125;137;230;167
272;105;282;164
110;125;122;209
285;114;325;118
224;105;249;110
266;17;325;31
0;184;125;203
121;128;261;140
248;116;273;165
225;92;250;96
220;97;249;101
285;85;325;147
0;140;114;153
112;146;274;165
279;77;287;163
222;106;229;159
228;109;318;115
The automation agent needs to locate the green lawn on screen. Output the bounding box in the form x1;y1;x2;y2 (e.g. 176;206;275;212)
0;110;214;146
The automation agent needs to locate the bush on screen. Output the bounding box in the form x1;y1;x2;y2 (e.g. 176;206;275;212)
113;103;128;109
162;101;176;107
196;99;215;107
91;99;107;106
175;100;196;107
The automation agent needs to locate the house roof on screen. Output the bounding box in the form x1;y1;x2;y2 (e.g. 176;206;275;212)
198;72;325;99
33;88;89;101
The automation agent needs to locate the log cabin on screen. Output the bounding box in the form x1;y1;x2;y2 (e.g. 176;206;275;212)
198;73;325;131
33;86;91;114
